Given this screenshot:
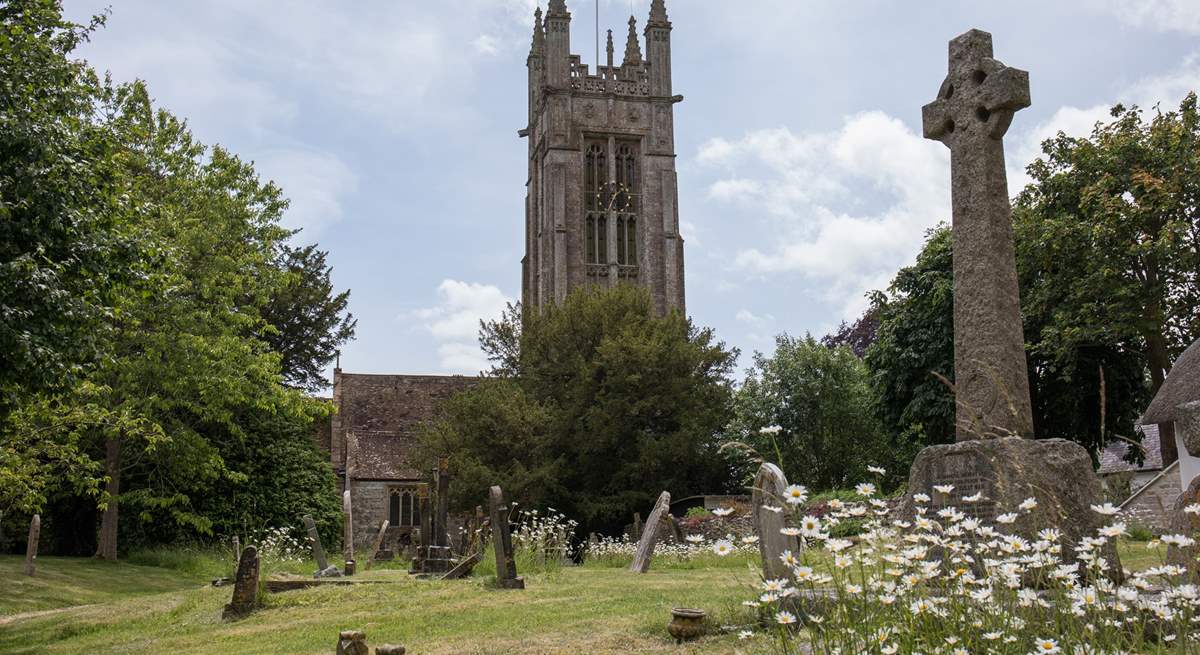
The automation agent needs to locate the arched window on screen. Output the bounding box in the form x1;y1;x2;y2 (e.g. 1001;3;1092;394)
389;488;420;527
585;142;607;267
615;143;639;266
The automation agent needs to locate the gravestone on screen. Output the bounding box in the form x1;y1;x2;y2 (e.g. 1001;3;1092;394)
304;514;341;578
1142;338;1200;490
364;520;390;570
629;491;670;573
417;458;454;575
222;545;260;620
903;29;1119;579
24;514;40;577
751;464;800;582
632;512;643;541
377;647;406;655
488;485;524;589
1166;474;1200;582
335;630;369;655
410;485;432;574
342;490;355;574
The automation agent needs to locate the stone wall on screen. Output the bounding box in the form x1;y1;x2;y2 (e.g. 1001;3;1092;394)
1120;463;1182;534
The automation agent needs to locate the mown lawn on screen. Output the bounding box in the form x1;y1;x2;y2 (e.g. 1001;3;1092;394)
0;555;210;615
1;556;764;655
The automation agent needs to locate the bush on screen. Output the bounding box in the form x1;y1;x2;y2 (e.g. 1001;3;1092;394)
685;506;712;519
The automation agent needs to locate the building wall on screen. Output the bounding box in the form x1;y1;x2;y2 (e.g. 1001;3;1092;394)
1120;463;1181;534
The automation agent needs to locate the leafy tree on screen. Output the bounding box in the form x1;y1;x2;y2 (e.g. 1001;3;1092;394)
260;244;356;392
478;301;522;378
727;334;902;491
0;1;133;414
865;226;957;450
821;307;880;357
422;285;737;534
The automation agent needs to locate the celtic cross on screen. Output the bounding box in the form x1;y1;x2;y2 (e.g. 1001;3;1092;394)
922;29;1034;441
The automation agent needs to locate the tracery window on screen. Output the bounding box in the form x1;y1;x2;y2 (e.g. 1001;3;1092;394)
585;142;608;266
389;488;420;527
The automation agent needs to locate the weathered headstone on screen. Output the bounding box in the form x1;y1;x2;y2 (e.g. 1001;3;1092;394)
304;514;341;578
629;491;670;573
751;464;800;582
231;535;240;577
335;630;369;655
1141;338;1200;490
441;552;482;580
1166;474;1200;582
921;28;1033;439
24;514;40;577
488;485;524;589
342;490;354;573
364;520;390;570
222;545;260;620
376;646;406;655
903;29;1119;580
632;512;643;541
417;457;454;575
410;485;432;574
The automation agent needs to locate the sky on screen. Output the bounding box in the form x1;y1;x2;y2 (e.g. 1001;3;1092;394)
64;0;1200;384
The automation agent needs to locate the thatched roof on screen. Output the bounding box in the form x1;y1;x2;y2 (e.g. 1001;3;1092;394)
1142;338;1200;425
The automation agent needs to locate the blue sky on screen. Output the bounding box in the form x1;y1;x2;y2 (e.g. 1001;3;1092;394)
65;0;1200;384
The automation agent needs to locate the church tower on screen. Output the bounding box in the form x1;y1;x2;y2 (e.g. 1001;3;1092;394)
520;0;685;316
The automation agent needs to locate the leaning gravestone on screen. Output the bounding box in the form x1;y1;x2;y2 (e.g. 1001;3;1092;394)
629;491;670;573
24;514;40;577
902;29;1119;579
488;485;524;589
364;520;390;570
752;463;801;582
222;545;260;620
303;514;341;578
342;490;355;575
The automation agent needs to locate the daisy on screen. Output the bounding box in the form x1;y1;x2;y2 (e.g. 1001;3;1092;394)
934;484;955;494
685;534;705;543
855;482;877;497
759;425;782;435
712;539;734;556
774;610;797;625
1020;497;1038;511
784;484;808;505
1090;503;1120;516
1033;638;1060;654
711;507;733;517
868;465;886;475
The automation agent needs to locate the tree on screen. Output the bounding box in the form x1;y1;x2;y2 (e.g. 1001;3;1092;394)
422;285;737;534
864;226;957;450
727;334;900;491
260;244;356;392
821;307;880;357
0;1;133;415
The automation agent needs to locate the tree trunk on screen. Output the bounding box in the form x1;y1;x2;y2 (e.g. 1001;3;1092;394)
95;435;121;561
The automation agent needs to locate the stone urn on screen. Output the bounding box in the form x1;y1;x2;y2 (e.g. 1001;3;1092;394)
667;607;706;644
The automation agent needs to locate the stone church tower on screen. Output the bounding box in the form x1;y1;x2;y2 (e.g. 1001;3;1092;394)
520;0;685;315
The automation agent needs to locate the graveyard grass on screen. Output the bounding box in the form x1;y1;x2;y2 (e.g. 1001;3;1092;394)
2;539;1164;654
1;553;762;655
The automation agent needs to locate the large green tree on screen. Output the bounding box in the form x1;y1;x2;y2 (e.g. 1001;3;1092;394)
421;285;737;534
726;334;901;491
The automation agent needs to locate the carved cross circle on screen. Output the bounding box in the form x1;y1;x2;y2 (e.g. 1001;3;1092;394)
922;29;1030;147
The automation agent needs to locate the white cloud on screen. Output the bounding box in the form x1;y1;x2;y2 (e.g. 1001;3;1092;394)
473;35;501;56
735;309;775;326
700;111;949;321
255;148;358;237
408;280;513;373
1092;0;1200;34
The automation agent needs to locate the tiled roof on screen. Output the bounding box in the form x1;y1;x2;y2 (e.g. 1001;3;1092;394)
1098;424;1163;475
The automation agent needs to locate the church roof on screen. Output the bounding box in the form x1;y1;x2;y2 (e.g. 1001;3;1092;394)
336;373;476;480
1142;338;1200;426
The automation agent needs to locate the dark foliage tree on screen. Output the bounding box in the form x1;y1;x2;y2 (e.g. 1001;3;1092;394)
422;285;737;535
260;244;356;392
821;307;880;357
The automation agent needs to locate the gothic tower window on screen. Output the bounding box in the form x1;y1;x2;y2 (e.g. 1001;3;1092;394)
615;142;639;266
389;488;420;527
585;142;608;267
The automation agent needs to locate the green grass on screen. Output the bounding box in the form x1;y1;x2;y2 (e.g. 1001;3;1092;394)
2;556;762;655
0;555;210;616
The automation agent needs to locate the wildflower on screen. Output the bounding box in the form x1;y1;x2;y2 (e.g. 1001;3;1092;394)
761;504;784;514
1033;638;1060;654
963;492;983;503
780;527;801;537
762;578;787;592
759;425;782;435
982;632;1002;641
783;484;808;505
1090;503;1120;516
712;539;733;556
799;515;822;536
1099;522;1128;538
880;645;897;655
934;484;955;494
737;630;752;640
741;535;759;545
1185;503;1200;515
1020;497;1038;511
913;493;931;503
711;507;734;517
774;611;796;625
685;534;705;543
868;465;886;475
996;512;1018;524
855;482;877;497
792;566;814;582
779;550;799;567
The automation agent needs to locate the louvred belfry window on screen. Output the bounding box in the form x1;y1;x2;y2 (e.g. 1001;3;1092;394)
585;142;607;266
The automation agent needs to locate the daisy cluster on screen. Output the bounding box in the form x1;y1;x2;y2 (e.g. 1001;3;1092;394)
509;507;578;567
584;528;760;567
734;468;1200;655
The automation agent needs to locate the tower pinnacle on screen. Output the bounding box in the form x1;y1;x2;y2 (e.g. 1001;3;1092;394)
530;8;545;55
622;16;642;66
648;0;669;27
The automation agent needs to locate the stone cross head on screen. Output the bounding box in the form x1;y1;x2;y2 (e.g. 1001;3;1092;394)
923;29;1030;147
